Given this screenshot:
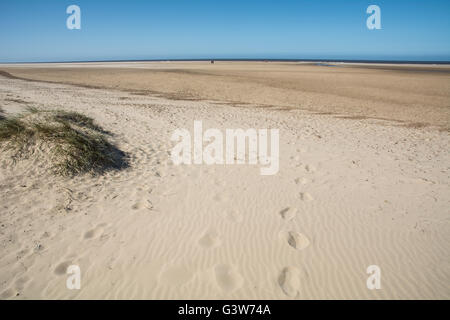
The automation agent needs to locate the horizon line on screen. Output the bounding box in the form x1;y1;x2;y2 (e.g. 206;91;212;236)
1;58;450;65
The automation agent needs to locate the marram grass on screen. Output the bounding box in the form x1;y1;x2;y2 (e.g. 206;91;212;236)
0;108;128;176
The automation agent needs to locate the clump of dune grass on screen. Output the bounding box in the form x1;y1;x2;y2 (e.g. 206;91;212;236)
0;108;128;176
53;110;108;133
25;106;39;114
0;106;5;120
0;117;30;143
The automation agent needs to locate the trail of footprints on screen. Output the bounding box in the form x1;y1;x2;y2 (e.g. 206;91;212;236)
45;223;108;293
277;205;311;298
46;163;315;298
131;186;154;211
190;166;314;296
277;160;315;297
159;163;316;297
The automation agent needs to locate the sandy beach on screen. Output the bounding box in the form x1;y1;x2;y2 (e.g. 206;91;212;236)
2;61;450;130
0;61;449;299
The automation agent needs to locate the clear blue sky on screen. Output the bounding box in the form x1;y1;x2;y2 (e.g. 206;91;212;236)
1;0;449;62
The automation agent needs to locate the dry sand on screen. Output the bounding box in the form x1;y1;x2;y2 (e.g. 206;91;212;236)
2;61;450;130
0;62;449;299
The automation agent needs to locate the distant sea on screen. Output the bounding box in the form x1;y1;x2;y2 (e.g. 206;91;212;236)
2;58;450;65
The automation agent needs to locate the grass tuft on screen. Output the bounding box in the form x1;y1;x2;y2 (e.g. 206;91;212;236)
53;111;108;134
25;106;39;114
0;116;29;141
0;108;128;176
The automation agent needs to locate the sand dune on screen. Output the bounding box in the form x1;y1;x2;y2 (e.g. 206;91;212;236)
0;63;449;299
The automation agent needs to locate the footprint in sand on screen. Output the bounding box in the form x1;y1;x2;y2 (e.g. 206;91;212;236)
131;201;144;210
299;192;314;201
214;264;244;292
279;207;297;221
198;230;221;249
54;261;73;276
131;200;152;210
283;231;310;250
278;266;301;297
295;177;308;185
304;164;316;173
84;225;105;240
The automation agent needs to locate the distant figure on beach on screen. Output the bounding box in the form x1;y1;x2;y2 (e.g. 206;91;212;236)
211;60;214;64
